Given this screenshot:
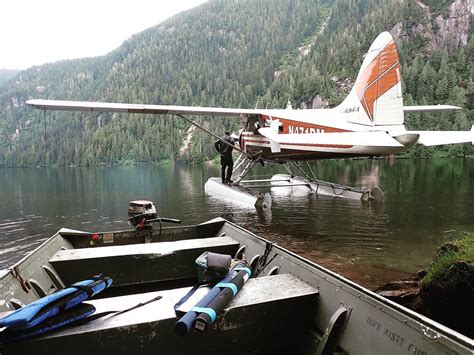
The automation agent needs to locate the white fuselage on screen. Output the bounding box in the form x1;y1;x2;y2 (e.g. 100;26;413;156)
239;108;410;161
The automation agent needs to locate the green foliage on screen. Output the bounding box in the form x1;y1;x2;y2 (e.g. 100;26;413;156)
0;0;328;167
422;234;474;287
262;0;473;157
422;0;452;16
0;0;472;167
418;233;474;337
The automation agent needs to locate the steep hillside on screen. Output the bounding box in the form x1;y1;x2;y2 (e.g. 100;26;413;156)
0;0;329;167
263;0;473;158
0;69;21;88
0;0;471;167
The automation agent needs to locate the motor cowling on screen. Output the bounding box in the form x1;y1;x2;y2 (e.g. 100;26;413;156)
127;200;158;229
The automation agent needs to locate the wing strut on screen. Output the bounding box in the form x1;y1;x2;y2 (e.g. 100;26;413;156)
43;110;47;142
176;114;251;157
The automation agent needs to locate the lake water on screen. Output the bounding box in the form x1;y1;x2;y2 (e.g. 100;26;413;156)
1;158;473;289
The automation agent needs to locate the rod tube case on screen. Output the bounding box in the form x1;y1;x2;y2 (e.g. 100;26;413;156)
174;261;251;335
194;267;250;332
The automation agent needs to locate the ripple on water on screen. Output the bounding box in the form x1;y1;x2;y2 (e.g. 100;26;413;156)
1;161;472;287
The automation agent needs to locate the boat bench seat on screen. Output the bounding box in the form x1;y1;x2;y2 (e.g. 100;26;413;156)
3;274;319;355
49;236;240;287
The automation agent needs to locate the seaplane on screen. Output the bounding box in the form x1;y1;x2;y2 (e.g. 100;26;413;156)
27;32;473;209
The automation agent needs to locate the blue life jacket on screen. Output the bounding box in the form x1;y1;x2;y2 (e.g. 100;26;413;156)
0;276;112;343
0;303;96;344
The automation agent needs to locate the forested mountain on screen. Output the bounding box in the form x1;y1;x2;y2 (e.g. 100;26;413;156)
0;0;472;167
0;70;21;88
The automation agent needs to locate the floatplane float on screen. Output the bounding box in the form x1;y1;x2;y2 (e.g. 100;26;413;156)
27;32;473;209
0;201;472;354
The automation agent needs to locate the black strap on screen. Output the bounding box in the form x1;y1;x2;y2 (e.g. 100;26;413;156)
73;310;117;325
254;242;273;277
174;281;209;317
71;276;111;298
72;285;94;298
74;295;163;326
113;295;163;316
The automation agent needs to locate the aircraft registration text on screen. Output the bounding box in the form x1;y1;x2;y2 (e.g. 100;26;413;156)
288;126;325;134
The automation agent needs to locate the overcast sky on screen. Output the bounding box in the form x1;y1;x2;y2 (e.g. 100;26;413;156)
0;0;207;70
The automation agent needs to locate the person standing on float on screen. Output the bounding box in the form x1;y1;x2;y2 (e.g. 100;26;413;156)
214;131;235;184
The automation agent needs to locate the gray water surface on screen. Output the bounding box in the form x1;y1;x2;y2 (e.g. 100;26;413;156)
1;159;472;288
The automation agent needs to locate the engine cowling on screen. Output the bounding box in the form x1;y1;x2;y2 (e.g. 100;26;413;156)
127;200;157;228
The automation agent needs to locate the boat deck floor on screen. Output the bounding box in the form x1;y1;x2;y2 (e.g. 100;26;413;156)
3;274;319;355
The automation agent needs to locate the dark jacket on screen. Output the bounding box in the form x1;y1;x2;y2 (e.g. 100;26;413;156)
215;134;234;156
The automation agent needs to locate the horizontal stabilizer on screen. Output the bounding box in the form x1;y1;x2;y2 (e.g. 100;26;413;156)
403;105;462;112
26;99;261;117
258;129;404;147
408;126;474;146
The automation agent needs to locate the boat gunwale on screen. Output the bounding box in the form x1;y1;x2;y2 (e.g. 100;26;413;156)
223;218;474;348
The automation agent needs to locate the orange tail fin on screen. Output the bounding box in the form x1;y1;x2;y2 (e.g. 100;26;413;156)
340;32;403;126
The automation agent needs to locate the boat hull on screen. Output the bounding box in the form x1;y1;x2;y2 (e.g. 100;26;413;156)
0;218;472;354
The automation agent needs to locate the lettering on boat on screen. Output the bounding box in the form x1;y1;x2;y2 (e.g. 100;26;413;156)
366;316;381;331
366;316;429;354
408;343;428;355
383;327;405;347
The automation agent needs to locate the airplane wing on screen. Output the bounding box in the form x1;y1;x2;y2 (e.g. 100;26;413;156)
407;126;474;146
26;99;262;117
258;128;404;147
403;105;461;112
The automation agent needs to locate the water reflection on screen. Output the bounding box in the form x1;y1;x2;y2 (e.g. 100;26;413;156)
0;159;473;289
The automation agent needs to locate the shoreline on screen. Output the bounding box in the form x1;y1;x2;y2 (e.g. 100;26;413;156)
374;234;473;338
1;155;473;170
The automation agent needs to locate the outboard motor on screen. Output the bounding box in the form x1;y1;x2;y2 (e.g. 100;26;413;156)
127;200;181;229
128;200;158;228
